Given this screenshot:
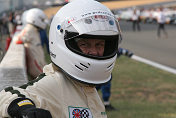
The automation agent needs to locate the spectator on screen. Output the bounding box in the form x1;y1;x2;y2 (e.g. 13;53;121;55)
131;9;141;31
96;78;116;111
96;48;133;111
8;12;16;37
156;7;168;39
39;29;49;54
13;8;49;79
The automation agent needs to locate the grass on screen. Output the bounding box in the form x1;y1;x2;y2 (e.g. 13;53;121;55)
44;45;51;64
107;56;176;118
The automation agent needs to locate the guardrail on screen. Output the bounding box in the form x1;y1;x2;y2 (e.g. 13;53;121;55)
0;48;4;61
0;40;28;91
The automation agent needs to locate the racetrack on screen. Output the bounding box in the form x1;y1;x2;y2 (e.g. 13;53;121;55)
120;20;176;69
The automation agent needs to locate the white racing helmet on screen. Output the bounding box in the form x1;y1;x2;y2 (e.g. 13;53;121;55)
21;10;28;26
26;8;48;29
49;0;122;85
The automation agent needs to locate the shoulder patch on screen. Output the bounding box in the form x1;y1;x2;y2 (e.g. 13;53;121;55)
18;100;34;106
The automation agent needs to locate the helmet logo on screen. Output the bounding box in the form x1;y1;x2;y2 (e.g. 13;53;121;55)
50;51;56;58
65;17;77;27
57;25;63;33
91;15;109;22
57;25;61;30
39;16;45;22
109;20;114;25
84;19;92;24
67;18;75;23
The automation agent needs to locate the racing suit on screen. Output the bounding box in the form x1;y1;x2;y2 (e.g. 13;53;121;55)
0;63;107;118
16;24;47;78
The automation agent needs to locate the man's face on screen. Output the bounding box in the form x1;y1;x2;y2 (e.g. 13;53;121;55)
77;39;105;56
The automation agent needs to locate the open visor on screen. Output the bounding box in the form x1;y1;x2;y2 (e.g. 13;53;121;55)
61;15;122;59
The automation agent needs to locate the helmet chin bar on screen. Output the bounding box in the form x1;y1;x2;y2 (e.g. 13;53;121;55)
52;62;112;85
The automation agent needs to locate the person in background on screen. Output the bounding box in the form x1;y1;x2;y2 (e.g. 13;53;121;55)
0;0;123;118
131;9;141;31
96;47;133;111
39;29;49;54
14;8;49;79
96;77;115;111
0;13;9;36
5;12;16;52
8;12;16;37
6;12;24;51
156;6;168;39
117;47;133;58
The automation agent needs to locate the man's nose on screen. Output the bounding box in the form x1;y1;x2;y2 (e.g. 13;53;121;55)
88;47;98;56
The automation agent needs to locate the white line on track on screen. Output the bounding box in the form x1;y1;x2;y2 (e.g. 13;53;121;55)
131;55;176;75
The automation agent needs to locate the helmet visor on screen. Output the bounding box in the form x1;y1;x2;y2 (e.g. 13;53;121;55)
63;14;122;38
60;15;122;59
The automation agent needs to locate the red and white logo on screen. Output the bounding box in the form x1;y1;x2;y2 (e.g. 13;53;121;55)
91;15;109;22
68;106;92;118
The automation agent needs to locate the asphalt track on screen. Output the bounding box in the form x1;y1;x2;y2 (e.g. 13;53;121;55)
119;21;176;69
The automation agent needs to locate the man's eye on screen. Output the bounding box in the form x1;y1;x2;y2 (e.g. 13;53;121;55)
96;43;105;47
79;43;87;47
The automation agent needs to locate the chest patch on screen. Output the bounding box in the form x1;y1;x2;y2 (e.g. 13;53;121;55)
68;106;93;118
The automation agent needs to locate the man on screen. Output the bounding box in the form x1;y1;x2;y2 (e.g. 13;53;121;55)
14;8;49;79
96;78;115;111
0;0;122;117
39;29;49;54
156;7;168;39
131;9;141;31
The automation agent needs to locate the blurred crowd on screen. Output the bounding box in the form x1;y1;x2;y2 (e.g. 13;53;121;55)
0;8;50;79
0;10;23;50
0;11;21;37
114;6;176;25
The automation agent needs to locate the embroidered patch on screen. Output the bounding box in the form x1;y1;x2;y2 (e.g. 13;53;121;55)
68;106;93;118
101;112;106;115
84;18;92;24
17;100;33;107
